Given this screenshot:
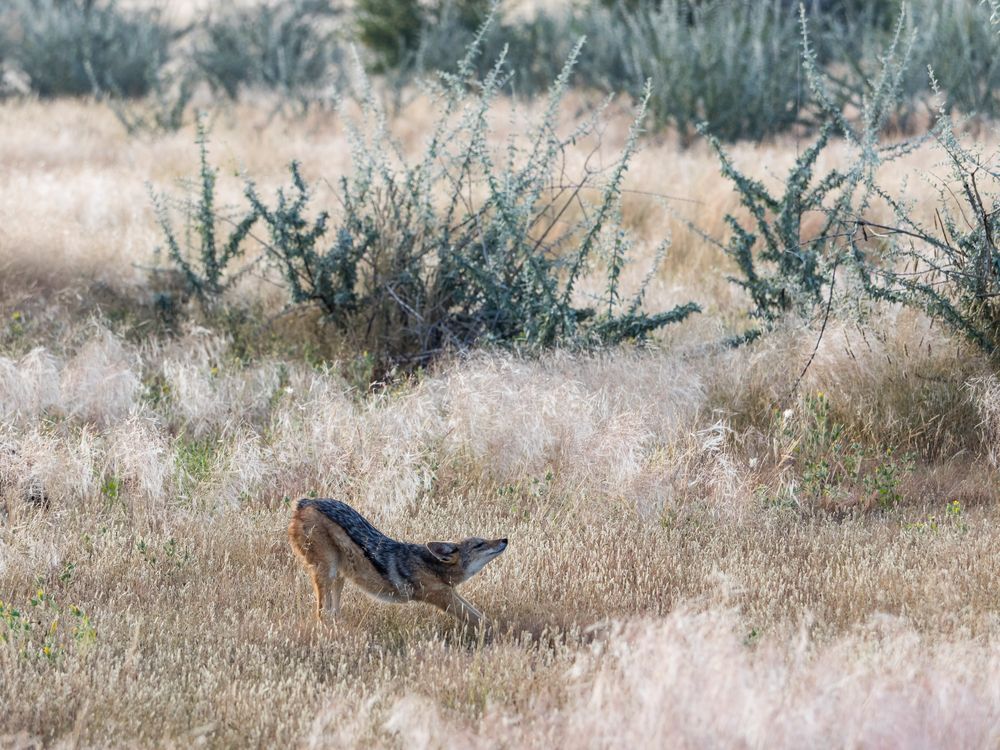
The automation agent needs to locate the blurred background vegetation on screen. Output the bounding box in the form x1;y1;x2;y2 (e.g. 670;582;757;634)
1;0;998;139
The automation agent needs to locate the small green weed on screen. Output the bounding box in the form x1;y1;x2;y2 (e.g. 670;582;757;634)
58;561;76;584
905;499;968;534
142;373;172;409
0;588;96;661
8;310;25;338
863;449;913;511
137;537;191;568
496;471;553;519
175;436;219;486
777;392;913;511
100;475;122;503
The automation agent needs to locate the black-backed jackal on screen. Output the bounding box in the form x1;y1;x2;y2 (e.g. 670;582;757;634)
289;499;508;630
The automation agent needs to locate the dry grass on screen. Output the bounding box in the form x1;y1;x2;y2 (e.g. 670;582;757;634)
2;93;1000;748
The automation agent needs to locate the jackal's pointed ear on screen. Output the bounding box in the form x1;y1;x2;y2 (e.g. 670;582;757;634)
426;542;459;562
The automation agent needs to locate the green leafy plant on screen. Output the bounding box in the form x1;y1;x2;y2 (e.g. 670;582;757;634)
137;537;191;568
175;436;219;487
905;498;968;533
100;475;121;503
792;391;855;502
863;448;912;511
777;392;914;510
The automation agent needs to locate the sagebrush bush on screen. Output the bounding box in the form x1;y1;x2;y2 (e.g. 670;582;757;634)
815;0;1000;130
705;122;845;334
101;66;196;135
6;0;170;98
914;0;1000;119
2;0;995;145
415;0;812;142
411;0;1000;142
705;5;1000;358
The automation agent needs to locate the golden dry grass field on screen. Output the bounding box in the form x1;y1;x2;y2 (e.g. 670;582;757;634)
2;85;1000;748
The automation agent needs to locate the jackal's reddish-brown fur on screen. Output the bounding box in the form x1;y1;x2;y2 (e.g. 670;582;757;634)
289;499;508;629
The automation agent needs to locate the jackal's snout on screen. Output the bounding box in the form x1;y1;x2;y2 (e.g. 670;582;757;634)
483;537;508;558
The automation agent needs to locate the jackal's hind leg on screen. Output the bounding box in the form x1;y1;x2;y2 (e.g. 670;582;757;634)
309;567;329;622
328;574;344;617
312;561;344;622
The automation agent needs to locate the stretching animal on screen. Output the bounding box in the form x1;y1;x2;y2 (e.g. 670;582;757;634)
289;499;507;630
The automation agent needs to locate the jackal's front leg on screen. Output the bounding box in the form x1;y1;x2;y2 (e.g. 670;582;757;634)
428;589;484;631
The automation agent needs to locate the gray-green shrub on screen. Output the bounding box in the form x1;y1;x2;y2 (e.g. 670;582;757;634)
7;0;170;98
581;0;805;143
709;5;1000;356
193;0;344;102
151;118;258;307
858;120;1000;355
819;0;1000;126
905;0;1000;120
250;38;698;369
159;30;699;372
705;9;919;338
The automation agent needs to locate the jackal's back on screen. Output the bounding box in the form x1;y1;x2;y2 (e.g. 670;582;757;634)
294;499;419;582
296;498;391;546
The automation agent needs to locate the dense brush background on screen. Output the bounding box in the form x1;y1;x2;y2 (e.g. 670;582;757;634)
2;0;1000;747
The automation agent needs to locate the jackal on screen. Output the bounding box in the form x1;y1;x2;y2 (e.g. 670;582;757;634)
289;499;507;629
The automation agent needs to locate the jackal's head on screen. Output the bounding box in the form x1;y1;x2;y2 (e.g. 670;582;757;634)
425;537;508;584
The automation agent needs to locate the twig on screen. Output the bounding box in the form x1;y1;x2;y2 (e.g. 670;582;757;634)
785;257;840;404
